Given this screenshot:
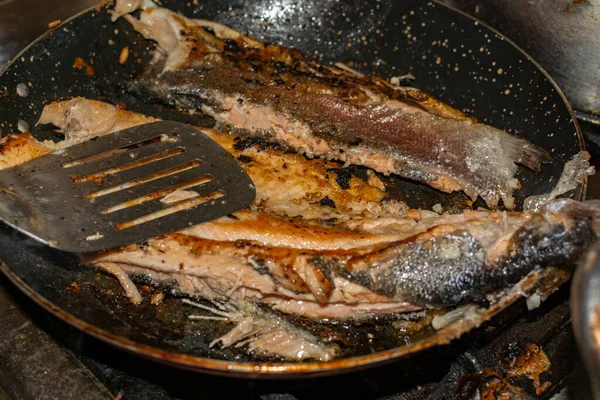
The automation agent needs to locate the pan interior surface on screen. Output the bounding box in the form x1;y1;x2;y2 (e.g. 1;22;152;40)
0;0;583;376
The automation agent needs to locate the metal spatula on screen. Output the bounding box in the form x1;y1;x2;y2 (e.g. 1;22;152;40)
0;121;256;253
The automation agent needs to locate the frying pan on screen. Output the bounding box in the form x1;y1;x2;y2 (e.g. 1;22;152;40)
0;0;585;377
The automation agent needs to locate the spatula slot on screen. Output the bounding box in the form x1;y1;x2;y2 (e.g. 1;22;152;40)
61;134;177;168
71;147;184;183
88;160;203;199
114;190;226;231
100;173;213;214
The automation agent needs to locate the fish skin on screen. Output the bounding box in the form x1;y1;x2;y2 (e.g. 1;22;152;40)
118;0;550;208
338;200;596;307
85;198;598;311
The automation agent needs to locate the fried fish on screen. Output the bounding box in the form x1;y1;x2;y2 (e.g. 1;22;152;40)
115;0;550;209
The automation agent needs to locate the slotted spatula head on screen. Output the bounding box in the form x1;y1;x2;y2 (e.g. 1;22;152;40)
0;121;256;253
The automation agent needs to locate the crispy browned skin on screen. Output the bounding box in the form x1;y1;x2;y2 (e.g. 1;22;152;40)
208;133;407;222
0;134;53;169
118;0;550;208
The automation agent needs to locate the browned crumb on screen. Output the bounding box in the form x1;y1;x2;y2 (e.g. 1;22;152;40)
150;290;165;305
73;57;95;77
119;46;130;65
48;20;61;29
66;281;80;294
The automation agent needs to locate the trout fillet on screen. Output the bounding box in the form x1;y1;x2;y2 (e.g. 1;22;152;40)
114;0;550;209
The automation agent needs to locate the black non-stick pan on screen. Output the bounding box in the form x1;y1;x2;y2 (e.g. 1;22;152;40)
0;0;585;377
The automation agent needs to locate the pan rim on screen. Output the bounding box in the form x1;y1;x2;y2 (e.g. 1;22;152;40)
0;260;556;378
0;0;587;377
0;4;98;77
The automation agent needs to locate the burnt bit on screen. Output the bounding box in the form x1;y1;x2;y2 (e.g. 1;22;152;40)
232;136;286;152
66;281;80;294
236;155;253;164
310;257;334;282
241;77;265;86
203;26;216;36
223;39;240;52
247;256;269;275
319;196;336;208
455;368;531;399
499;341;525;370
498;342;551;396
0;134;25;154
327;167;356;190
234;239;248;248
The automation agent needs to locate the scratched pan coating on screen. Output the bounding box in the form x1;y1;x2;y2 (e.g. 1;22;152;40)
0;0;585;377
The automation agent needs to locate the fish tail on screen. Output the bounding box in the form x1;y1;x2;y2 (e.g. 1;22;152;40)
502;135;552;172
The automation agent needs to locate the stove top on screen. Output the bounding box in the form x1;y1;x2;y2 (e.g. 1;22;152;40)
0;1;597;399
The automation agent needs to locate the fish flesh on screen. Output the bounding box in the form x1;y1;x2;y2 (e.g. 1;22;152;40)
19;98;420;311
114;0;550;209
183;299;339;361
2;97;595;361
36;98;409;226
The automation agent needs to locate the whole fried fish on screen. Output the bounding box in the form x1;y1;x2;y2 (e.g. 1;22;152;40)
114;0;550;209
